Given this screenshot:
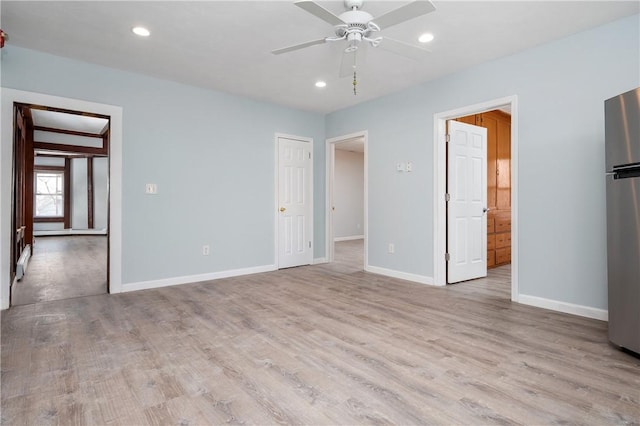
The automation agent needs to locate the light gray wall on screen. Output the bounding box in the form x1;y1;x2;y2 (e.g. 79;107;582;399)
34;157;65;167
326;15;639;310
334;149;364;239
93;157;108;230
1;46;325;284
71;158;88;229
34;222;64;232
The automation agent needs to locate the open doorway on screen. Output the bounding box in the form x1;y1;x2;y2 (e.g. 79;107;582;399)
434;96;518;301
326;131;368;272
10;103;110;306
454;109;512;270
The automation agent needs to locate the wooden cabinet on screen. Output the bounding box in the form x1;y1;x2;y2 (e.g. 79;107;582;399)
488;209;511;268
456;110;511;268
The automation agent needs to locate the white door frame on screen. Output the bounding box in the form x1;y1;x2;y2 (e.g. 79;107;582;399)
325;131;368;266
433;95;519;301
0;88;123;309
274;133;313;268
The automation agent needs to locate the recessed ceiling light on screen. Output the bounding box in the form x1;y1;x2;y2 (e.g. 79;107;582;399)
132;26;150;37
418;33;434;43
315;81;327;88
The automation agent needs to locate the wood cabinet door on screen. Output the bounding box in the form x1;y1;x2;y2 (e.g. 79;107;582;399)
483;114;498;210
497;118;511;210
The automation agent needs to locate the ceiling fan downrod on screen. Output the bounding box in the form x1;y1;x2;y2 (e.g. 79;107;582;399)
345;0;364;10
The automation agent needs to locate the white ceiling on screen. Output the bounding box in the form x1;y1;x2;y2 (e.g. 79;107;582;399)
336;137;365;152
2;1;638;114
30;109;109;134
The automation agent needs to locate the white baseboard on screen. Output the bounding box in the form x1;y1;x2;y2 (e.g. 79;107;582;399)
122;264;277;293
35;229;107;236
334;235;364;242
313;257;328;265
518;294;608;321
365;265;437;286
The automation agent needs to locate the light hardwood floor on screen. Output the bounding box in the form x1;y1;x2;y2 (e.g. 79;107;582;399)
11;235;107;306
2;241;639;425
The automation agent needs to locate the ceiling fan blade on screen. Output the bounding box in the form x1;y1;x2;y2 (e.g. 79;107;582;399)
376;37;431;60
372;0;436;29
294;0;345;26
339;46;367;78
272;38;327;55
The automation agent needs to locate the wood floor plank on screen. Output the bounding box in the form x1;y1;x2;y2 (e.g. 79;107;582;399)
2;240;639;425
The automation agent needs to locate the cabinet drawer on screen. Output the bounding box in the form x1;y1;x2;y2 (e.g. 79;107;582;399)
487;249;496;267
495;217;511;232
487;217;495;233
487;234;496;250
495;232;511;249
496;247;511;265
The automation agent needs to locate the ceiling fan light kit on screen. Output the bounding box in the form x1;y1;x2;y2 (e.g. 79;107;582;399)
272;0;436;94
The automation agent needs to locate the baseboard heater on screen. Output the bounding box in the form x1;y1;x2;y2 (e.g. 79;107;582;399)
15;244;31;281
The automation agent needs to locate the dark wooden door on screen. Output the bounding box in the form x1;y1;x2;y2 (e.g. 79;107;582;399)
11;105;35;288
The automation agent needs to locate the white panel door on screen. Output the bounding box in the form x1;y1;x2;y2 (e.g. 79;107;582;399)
278;137;313;268
447;120;488;283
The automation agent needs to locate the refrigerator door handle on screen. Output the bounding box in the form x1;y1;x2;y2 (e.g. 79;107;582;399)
612;162;640;171
613;168;640;180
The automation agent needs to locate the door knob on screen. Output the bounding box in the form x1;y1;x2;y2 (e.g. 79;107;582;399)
483;207;490;214
279;207;286;212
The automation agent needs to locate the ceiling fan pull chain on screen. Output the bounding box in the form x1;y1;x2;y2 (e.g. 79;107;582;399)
353;70;357;95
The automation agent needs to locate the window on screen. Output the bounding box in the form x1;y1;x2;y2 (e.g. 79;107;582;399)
35;171;64;217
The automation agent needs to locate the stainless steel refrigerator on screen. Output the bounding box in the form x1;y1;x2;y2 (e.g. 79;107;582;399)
605;87;640;355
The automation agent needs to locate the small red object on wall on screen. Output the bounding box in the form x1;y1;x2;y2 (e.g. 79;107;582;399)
0;29;6;48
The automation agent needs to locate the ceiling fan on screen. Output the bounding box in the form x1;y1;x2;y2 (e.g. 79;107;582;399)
272;0;436;79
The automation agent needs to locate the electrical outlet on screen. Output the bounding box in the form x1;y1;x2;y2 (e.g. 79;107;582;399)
145;183;158;194
396;162;405;172
388;243;395;254
406;161;413;172
202;245;210;256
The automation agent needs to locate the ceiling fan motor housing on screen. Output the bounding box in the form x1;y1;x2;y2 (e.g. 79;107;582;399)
335;9;376;39
339;9;373;25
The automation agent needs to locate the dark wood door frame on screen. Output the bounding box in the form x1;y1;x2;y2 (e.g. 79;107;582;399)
10;102;112;304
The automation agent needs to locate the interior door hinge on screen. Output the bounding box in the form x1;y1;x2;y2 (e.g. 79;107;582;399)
309;241;311;248
308;152;311;160
445;253;450;262
445;134;450;143
445;193;450;202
